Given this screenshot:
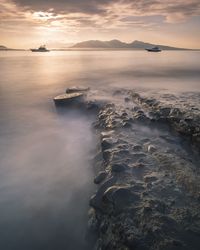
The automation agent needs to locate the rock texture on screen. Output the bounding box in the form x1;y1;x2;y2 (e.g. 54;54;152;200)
53;92;84;105
88;90;200;250
54;87;200;249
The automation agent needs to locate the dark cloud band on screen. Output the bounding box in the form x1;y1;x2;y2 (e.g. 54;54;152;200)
12;0;200;19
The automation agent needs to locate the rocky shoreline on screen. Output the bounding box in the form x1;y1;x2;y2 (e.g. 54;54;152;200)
55;88;200;250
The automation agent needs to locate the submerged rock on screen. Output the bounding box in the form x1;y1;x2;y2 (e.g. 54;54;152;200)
66;86;90;93
54;92;84;105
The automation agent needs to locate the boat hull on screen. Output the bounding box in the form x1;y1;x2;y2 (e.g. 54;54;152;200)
145;49;161;52
31;49;50;52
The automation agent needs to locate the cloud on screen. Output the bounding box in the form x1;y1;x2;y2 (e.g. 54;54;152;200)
1;0;200;26
9;0;200;22
0;0;200;47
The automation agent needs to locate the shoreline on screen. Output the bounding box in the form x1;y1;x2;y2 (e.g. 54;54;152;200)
55;88;200;250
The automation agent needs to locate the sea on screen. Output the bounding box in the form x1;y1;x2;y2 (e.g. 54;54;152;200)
0;50;199;250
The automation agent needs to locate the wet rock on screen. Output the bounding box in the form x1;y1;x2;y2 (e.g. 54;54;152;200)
111;149;130;162
131;162;145;169
111;163;127;173
86;100;103;111
90;177;117;210
131;153;147;161
133;113;149;122
145;98;158;107
54;92;84;105
122;121;132;128
144;174;158;183
147;145;157;153
100;130;115;139
66;86;90;93
87;217;98;232
101;137;117;150
133;144;142;151
124;97;131;102
102;149;113;162
169;108;183;117
90;90;200;249
113;89;123;96
94;171;107;184
99;220;108;234
121;111;128;118
103;186;140;212
160;107;171;117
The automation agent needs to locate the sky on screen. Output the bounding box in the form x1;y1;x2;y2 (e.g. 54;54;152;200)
0;0;200;49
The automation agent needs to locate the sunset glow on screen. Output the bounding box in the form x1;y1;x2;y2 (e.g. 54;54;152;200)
0;0;200;49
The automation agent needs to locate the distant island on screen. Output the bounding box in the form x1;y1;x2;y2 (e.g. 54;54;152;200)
0;45;25;51
71;40;190;50
1;40;197;51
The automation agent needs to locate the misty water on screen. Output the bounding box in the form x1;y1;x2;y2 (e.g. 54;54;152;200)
0;50;199;250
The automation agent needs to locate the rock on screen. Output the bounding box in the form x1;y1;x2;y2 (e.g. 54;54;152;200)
160;107;171;117
111;163;127;173
132;153;147;161
54;92;84;105
147;145;157;153
122;121;132;128
132;106;140;112
145;98;158;107
131;162;145;169
87;214;98;231
144;174;158;183
169;108;182;117
89;177;117;210
121;111;128;118
66;86;90;93
133;113;148;122
100;131;115;139
99;221;108;234
102;149;113;162
103;186;140;212
113;89;123;96
124;97;131;102
133;145;142;151
101;137;117;150
111;149;130;162
94;171;107;184
86;100;106;111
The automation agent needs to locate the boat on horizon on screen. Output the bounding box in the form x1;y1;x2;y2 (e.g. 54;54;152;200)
30;45;50;52
145;46;161;52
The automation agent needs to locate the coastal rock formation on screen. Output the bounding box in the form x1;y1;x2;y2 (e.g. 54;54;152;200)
131;91;200;151
88;90;200;250
53;87;200;249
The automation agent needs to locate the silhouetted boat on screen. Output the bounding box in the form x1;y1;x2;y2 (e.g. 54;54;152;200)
146;46;161;52
31;45;50;52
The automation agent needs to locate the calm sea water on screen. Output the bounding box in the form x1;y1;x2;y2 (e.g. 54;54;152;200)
0;50;199;250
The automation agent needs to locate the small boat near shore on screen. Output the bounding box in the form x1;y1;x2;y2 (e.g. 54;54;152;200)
30;45;50;52
146;46;161;52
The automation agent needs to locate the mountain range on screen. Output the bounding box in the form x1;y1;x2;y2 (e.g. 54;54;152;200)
0;45;8;50
0;40;194;50
72;40;189;50
0;45;25;51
